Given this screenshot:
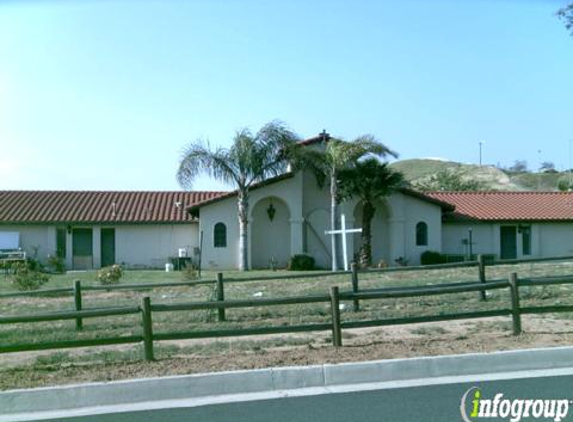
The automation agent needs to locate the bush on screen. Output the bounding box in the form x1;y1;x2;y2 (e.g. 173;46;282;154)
420;250;447;266
10;262;50;291
181;263;199;280
25;257;45;272
47;255;66;273
97;264;123;285
288;254;315;271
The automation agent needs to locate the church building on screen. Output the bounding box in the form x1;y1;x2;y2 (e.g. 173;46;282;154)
3;138;573;270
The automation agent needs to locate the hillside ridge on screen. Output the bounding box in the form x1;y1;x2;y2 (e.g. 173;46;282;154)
390;159;569;192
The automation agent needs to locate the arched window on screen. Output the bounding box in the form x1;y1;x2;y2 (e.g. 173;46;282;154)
416;222;428;246
214;223;227;248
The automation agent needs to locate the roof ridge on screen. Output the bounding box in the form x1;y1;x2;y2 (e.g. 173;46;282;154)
0;191;228;224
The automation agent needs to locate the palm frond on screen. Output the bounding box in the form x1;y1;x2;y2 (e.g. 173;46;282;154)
338;158;404;202
286;145;328;187
557;3;573;33
327;136;398;169
246;121;301;185
177;139;239;189
229;129;256;185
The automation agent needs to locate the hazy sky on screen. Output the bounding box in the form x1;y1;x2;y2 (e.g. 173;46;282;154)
1;0;572;192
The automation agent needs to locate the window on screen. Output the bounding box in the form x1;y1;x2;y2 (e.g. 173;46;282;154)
214;223;227;248
521;226;531;255
416;222;428;246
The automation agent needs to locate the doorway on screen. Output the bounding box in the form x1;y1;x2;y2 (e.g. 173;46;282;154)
72;228;93;270
101;228;116;267
500;226;517;260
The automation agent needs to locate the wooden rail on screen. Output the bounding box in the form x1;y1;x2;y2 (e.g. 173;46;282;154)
3;253;573;300
2;256;573;360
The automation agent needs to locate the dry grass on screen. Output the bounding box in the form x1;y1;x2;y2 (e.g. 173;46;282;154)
2;260;573;390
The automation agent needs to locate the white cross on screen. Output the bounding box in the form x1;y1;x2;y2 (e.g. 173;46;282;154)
325;214;362;271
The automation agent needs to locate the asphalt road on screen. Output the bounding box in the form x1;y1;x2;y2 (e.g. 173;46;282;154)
52;374;573;422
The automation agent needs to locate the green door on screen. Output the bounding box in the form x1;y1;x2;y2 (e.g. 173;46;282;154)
500;226;517;260
101;228;116;267
72;228;93;269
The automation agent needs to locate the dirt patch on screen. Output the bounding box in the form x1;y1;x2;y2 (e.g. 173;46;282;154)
3;315;573;391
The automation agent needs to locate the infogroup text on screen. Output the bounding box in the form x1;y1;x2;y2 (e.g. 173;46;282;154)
460;387;570;422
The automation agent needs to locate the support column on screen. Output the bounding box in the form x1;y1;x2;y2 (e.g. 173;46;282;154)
65;229;73;270
246;218;253;270
289;218;304;256
92;226;101;269
389;218;406;266
46;227;57;258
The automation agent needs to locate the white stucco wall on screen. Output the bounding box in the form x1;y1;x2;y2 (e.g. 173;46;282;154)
0;225;53;260
251;197;291;269
442;223;498;257
198;174;304;270
398;194;442;266
1;223;198;270
442;221;573;260
114;224;198;269
302;170;334;269
536;223;573;257
197;197;240;270
304;180;443;268
198;173;445;269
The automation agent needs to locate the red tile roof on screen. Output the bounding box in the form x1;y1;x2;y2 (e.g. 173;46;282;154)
298;132;330;146
0;191;226;224
427;192;573;221
188;173;296;215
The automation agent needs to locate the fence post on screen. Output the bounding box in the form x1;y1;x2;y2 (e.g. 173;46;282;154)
73;280;83;331
508;272;522;335
217;272;226;322
478;254;487;301
330;286;342;347
351;262;360;312
141;296;155;361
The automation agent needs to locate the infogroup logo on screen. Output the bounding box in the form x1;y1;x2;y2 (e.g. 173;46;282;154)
460;387;570;422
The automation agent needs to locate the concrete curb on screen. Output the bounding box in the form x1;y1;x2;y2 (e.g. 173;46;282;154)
3;345;573;419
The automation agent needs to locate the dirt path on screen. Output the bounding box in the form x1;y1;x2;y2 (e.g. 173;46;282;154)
3;315;573;391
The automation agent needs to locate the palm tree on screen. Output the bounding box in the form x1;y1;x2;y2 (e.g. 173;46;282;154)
177;121;300;271
338;158;404;267
300;134;398;271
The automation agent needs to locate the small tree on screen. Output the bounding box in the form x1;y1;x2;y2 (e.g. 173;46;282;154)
177;121;301;271
11;261;50;291
338;159;404;267
540;161;557;173
295;135;397;271
507;160;529;174
558;176;573;191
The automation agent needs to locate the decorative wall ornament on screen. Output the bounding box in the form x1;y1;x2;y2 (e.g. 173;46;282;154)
267;202;276;221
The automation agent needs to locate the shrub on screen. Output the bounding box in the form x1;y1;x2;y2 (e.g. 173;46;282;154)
10;262;50;291
97;264;123;285
47;255;66;273
288;254;315;271
420;250;447;266
181;263;199;280
25;257;45;272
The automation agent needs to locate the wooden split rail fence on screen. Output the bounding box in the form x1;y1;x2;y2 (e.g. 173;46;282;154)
3;269;573;360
